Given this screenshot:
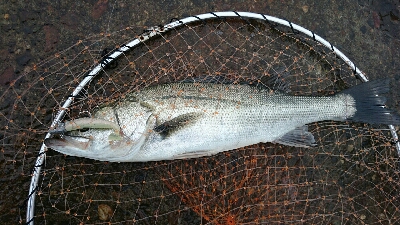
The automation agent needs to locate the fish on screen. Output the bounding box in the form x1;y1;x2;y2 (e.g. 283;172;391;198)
44;79;400;162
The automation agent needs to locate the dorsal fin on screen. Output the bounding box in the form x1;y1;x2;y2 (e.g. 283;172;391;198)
260;66;291;93
180;68;291;93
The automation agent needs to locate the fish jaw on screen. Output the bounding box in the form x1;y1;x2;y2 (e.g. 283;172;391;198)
45;136;90;152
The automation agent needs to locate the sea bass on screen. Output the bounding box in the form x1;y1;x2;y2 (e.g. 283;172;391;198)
45;79;400;162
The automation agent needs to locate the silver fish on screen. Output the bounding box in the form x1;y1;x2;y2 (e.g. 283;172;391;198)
45;79;399;162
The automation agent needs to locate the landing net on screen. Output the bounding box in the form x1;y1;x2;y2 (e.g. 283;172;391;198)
1;11;399;224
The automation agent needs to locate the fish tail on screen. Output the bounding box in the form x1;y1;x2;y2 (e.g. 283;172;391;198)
341;79;400;125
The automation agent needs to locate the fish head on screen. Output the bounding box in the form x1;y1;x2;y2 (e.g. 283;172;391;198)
44;117;150;162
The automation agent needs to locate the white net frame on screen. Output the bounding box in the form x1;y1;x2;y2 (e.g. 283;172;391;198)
25;11;400;224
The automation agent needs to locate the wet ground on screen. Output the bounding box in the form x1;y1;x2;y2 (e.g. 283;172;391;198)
0;0;399;224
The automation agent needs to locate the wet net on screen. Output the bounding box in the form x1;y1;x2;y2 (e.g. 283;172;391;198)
1;11;400;224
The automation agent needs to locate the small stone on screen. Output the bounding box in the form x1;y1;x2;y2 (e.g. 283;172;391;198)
347;144;354;152
16;52;32;66
360;214;366;220
60;13;80;29
1;66;16;86
92;0;109;20
43;25;59;52
302;6;309;13
372;11;381;28
98;204;113;221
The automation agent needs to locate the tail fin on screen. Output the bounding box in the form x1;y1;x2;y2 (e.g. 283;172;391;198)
341;79;400;125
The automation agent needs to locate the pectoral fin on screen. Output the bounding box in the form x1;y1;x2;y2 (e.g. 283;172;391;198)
154;112;202;138
274;125;316;148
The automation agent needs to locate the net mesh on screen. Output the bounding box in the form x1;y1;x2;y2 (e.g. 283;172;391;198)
1;15;399;224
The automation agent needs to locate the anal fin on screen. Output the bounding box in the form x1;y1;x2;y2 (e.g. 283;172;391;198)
273;125;316;148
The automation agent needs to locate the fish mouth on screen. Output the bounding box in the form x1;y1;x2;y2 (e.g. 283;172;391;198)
45;136;90;150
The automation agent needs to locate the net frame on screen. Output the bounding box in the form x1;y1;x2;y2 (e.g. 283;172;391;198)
25;11;400;224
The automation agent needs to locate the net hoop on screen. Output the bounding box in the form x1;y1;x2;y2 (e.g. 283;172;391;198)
26;11;400;224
